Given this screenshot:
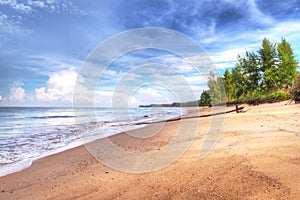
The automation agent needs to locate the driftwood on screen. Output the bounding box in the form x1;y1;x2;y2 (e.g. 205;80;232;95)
286;93;300;105
235;104;240;113
295;93;300;104
134;106;247;125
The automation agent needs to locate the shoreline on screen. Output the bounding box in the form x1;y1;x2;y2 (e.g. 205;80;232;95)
0;107;189;177
1;102;300;199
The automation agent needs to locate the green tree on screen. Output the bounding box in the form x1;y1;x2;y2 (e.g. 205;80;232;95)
200;90;211;106
277;38;299;89
207;71;225;105
232;56;248;98
242;51;261;95
214;37;298;104
259;38;278;91
224;69;234;101
217;76;226;102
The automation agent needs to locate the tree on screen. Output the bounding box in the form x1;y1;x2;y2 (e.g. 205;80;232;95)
224;69;234;101
277;38;299;89
242;51;261;95
207;71;225;105
208;37;298;104
259;38;278;91
232;56;247;98
200;90;211;106
217;76;226;102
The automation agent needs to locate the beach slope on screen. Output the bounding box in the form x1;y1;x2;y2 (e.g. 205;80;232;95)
1;102;300;199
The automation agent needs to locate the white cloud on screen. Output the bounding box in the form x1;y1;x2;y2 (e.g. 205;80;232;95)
210;48;249;63
183;74;208;85
0;95;2;101
120;55;202;75
0;12;8;21
0;0;85;15
247;0;274;26
221;21;300;47
9;82;26;102
265;21;300;43
214;62;235;69
14;3;33;13
35;68;79;103
206;48;251;69
0;11;26;37
201;36;219;44
28;0;45;8
224;21;300;48
0;0;33;13
128;87;175;106
205;20;300;69
101;70;126;79
33;66;207;107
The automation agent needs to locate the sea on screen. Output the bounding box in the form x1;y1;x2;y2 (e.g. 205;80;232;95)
0;107;185;177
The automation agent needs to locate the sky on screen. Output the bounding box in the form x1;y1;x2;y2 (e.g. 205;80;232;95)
0;0;299;107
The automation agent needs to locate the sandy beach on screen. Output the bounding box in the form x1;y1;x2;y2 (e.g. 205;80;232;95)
1;101;300;199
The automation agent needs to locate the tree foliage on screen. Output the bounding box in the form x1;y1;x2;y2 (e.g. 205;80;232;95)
224;69;234;100
259;38;278;91
200;37;299;104
277;38;299;88
199;90;211;106
205;71;226;105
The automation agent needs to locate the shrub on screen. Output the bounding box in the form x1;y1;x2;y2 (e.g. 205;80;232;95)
269;91;292;100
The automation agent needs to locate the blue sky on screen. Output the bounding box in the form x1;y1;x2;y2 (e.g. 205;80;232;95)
0;0;299;106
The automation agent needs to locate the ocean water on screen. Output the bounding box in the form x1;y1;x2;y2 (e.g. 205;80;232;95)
0;107;184;177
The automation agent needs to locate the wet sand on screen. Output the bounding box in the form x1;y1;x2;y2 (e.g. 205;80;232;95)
1;101;300;199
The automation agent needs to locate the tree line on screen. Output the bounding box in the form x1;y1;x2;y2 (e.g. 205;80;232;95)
200;38;299;105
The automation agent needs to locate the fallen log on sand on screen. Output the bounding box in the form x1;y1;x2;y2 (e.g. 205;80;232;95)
135;106;247;125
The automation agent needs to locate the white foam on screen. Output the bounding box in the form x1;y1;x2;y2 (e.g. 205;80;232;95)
0;107;186;177
0;159;32;177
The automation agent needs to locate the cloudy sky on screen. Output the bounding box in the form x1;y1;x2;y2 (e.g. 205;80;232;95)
0;0;299;107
